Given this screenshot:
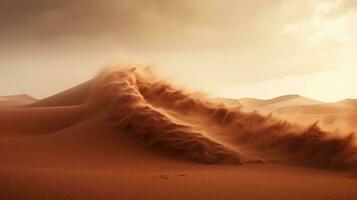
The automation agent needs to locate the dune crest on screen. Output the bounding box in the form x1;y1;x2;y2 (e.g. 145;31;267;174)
85;67;357;169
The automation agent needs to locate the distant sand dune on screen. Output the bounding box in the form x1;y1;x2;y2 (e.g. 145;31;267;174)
276;103;357;115
237;96;357;133
0;94;37;108
27;81;91;107
239;95;322;109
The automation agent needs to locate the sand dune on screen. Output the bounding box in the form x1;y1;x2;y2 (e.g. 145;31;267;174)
28;81;91;107
242;95;357;115
0;94;37;108
1;67;356;199
239;95;322;110
240;95;357;115
0;106;86;137
235;95;357;132
276;102;357;115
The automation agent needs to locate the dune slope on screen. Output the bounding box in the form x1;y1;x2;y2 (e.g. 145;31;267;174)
0;94;37;108
27;81;91;107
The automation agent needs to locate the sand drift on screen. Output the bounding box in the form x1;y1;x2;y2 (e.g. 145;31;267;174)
81;67;356;170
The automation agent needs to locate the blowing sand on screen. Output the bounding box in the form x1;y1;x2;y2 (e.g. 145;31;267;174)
1;67;356;200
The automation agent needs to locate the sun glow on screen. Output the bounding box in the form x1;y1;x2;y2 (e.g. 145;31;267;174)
214;4;357;103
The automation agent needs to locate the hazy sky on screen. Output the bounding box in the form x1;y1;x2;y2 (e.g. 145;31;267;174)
0;0;356;102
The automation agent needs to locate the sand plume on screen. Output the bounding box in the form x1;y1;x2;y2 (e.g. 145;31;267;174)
86;67;242;164
85;66;357;170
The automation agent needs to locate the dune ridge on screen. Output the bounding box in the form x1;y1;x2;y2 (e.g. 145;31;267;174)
85;67;357;170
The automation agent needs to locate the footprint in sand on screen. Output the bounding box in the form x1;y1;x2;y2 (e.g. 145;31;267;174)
157;174;188;180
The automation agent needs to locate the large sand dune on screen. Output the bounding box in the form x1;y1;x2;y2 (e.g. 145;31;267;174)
1;67;356;199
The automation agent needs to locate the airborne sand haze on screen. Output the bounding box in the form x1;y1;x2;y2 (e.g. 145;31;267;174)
1;0;357;199
1;0;357;101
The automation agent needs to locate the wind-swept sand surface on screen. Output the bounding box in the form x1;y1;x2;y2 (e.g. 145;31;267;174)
1;67;356;200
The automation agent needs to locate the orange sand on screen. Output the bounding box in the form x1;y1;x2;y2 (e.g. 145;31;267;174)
1;67;356;200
